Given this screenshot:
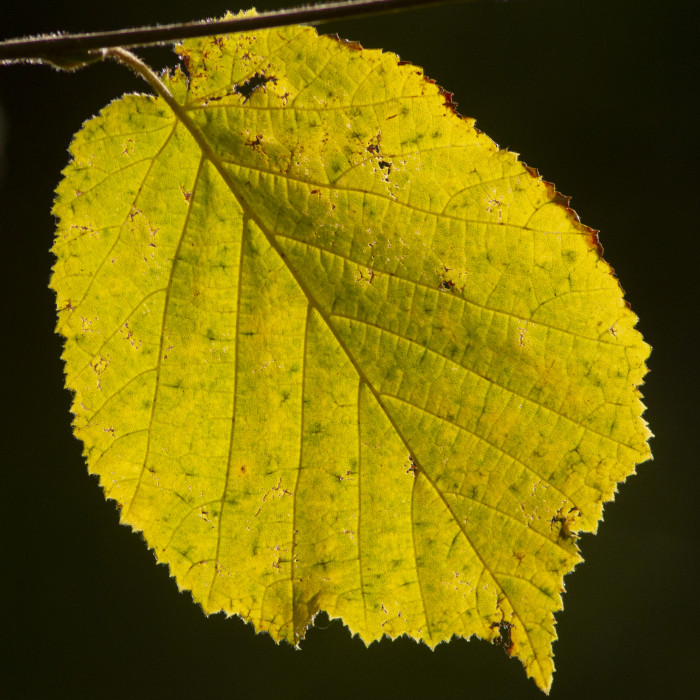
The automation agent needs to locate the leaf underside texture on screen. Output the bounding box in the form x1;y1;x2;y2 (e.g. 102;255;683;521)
51;17;650;692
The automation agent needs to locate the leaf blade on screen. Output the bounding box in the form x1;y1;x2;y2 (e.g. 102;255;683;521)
51;21;650;692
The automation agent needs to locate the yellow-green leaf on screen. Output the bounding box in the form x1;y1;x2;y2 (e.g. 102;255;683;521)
50;18;650;692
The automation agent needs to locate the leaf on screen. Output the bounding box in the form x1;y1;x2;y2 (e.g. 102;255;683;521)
50;17;650;692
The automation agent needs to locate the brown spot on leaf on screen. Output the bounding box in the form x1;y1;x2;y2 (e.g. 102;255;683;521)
441;89;459;116
406;455;418;476
550;507;581;542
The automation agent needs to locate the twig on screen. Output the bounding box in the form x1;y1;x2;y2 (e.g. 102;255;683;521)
0;0;474;68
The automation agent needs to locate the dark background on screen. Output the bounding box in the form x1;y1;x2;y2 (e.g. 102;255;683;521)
1;1;697;697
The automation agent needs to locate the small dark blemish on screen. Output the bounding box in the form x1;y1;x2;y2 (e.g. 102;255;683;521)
406;455;418;476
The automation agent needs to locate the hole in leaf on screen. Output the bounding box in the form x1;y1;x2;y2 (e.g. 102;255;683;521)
491;620;514;656
233;73;276;102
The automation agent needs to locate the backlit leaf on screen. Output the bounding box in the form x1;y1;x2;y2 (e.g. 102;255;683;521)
50;18;650;692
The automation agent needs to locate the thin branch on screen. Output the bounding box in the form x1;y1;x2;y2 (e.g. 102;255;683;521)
0;0;474;68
